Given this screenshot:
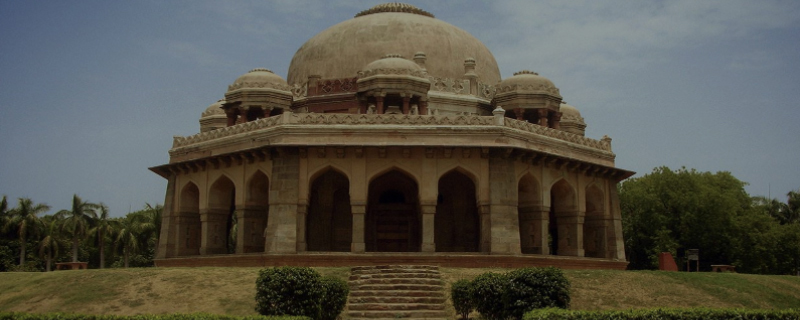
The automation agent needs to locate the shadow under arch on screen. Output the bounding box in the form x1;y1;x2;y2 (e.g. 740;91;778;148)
549;178;576;256
435;168;479;252
241;170;269;253
177;181;201;256
518;173;543;254
366;169;420;252
306;168;352;252
584;184;607;258
207;175;236;254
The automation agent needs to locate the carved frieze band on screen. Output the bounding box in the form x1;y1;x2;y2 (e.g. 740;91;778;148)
172;113;611;152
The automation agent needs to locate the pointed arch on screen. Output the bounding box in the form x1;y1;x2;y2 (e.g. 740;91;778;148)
435;169;479;252
308;164;350;186
246;170;269;207
584;184;607;258
367;165;420;186
366;169;420;252
205;175;236;254
549;179;576;256
307;169;352;252
177;182;200;256
518;173;543;254
239;170;269;253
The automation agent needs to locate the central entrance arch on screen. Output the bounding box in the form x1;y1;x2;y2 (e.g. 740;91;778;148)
366;170;420;252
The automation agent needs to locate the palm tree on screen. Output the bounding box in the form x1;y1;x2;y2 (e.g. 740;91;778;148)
6;198;50;266
56;195;97;262
88;203;113;268
140;203;163;249
115;215;141;268
38;216;63;272
0;196;9;236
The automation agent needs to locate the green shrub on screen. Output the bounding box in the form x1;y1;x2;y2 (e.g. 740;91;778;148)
451;279;475;319
505;267;570;319
470;272;508;320
523;307;800;320
255;267;323;318
319;276;349;320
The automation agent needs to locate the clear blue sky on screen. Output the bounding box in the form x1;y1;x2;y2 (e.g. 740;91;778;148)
1;0;799;217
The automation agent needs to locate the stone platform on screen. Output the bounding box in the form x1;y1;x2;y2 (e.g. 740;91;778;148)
154;252;628;270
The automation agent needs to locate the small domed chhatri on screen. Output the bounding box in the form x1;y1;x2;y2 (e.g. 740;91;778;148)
151;3;633;271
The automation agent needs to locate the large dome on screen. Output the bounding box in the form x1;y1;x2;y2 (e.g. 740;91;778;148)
287;3;501;86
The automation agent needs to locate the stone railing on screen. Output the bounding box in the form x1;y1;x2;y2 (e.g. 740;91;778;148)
172;111;611;152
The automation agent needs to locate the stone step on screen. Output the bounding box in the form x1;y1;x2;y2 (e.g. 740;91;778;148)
349;272;441;280
349;303;445;311
351;265;439;272
350;284;443;291
347;310;449;319
350;278;442;286
348;290;444;297
348;296;447;304
351;269;440;276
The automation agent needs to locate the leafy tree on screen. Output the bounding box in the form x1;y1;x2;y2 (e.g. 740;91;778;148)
115;214;144;268
56;195;97;262
88;203;114;268
38;215;64;272
620;167;750;270
5;198;50;266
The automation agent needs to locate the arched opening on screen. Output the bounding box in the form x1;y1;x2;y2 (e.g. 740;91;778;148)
550;179;576;256
242;171;269;253
178;182;201;256
208;176;236;254
435;170;479;252
518;174;542;254
307;170;352;252
584;185;607;258
366;170;420;252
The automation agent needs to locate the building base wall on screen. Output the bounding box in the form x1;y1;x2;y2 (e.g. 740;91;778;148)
154;252;627;270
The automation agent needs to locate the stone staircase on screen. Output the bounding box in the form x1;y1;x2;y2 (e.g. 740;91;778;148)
347;265;448;320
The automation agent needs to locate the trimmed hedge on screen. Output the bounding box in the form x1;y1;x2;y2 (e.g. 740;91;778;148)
319;276;349;320
523;308;800;320
470;272;508;320
0;313;310;320
451;279;475;319
255;267;323;318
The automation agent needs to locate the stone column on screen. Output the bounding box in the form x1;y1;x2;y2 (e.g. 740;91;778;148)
236;206;268;254
607;185;626;260
551;112;562;130
514;108;524;120
200;209;229;255
488;155;522;255
174;211;201;256
402;95;411;115
419;99;428;115
156;174;176;259
519;206;549;254
296;203;307;252
420;202;436;252
351;202;366;253
226;110;237;127
376;95;385;114
264;149;300;253
555;213;584;257
538;109;549;127
479;204;491;253
237;107;249;124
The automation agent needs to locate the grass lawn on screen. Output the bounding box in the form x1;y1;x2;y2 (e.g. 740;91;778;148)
0;267;798;316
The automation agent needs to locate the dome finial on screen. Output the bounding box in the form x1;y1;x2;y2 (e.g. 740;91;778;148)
355;3;435;18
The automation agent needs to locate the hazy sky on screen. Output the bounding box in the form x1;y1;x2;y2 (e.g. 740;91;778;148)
1;0;799;217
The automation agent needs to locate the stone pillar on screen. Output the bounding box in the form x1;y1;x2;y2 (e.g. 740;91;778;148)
519;206;549;254
488;155;522;255
200;209;229;255
552;112;562;130
351;203;366;253
555;213;584;257
237;107;249;124
402;95;411;115
538;109;549;127
376;95;385;114
236;206;268;253
607;185;626;260
583;217;608;258
479;204;491;253
419;99;428;115
174;211;201;256
264;149;300;253
514;108;524;121
421;202;436;252
296;203;307;252
226;110;237;127
156;174;176;259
